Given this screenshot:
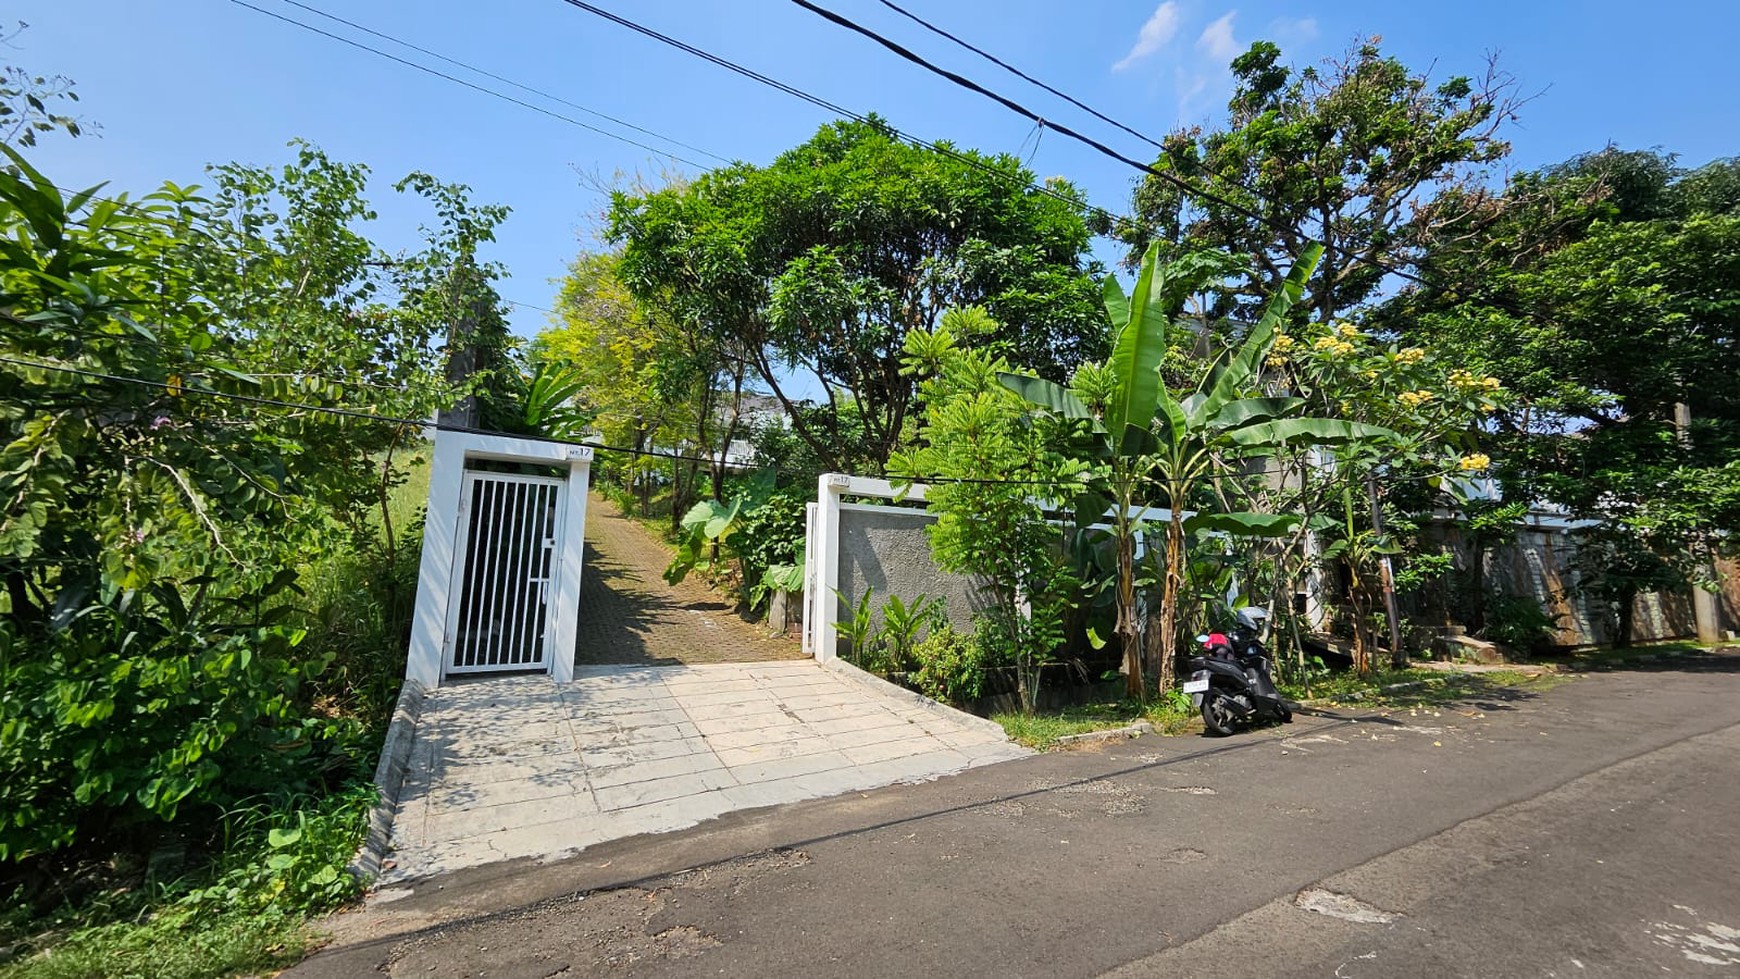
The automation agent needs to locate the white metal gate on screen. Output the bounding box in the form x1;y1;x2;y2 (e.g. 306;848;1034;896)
444;471;567;674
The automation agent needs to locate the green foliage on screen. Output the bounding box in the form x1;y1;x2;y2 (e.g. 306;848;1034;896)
3;908;308;979
910;626;987;705
1399;149;1740;560
0;25;90;149
893;307;1087;712
0;138;491;963
1121;37;1516;324
1480;594;1561;654
609;117;1108;473
832;589;876;665
661;471;803;613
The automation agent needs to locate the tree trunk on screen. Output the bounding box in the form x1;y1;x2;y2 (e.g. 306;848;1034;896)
1116;523;1144;700
1156;508;1186;691
1366;479;1406;668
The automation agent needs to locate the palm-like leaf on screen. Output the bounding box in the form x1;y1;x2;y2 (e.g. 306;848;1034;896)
1182;511;1302;537
1104;243;1166;451
998;372;1100;426
1223;417;1397;448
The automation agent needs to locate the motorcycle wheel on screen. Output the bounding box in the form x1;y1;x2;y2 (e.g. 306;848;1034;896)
1280;705;1294;724
1201;689;1239;737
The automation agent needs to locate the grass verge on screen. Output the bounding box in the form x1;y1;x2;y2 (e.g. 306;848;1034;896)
995;693;1201;749
997;666;1578;750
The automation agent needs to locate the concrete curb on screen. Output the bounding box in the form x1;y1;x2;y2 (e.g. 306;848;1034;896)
820;657;1015;742
350;678;426;884
1052;721;1155;747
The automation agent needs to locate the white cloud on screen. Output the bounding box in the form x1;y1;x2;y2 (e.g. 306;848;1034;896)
1112;1;1182;72
1174;66;1212;119
1196;11;1240;63
1270;16;1319;45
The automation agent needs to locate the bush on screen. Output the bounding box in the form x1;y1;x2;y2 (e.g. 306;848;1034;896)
0;600;352;862
910;626;988;705
1481;594;1561;654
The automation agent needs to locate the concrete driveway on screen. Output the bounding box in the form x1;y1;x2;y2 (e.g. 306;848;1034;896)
382;660;1026;882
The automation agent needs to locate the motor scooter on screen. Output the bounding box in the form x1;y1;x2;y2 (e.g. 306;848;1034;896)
1181;606;1293;736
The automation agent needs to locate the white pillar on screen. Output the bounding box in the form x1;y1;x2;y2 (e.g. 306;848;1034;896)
548;448;592;683
801;501;817;656
810;473;848;661
407;430;466;689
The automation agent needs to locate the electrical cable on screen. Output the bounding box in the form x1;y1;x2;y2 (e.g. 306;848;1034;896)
785;0;1431;288
0;353;1088;488
873;0;1163;151
224;0;712;170
275;0;733;166
550;0;1140;235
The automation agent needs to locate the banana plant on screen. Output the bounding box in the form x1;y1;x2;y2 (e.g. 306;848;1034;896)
1004;241;1395;696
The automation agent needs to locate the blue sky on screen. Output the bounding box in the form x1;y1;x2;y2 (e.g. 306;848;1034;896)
14;0;1738;337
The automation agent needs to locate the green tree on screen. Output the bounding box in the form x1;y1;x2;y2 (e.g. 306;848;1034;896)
1003;243;1392;694
609;116;1107;474
892;307;1088;713
0;142;496;859
1120;38;1517;324
540;248;744;518
1394;148;1740;596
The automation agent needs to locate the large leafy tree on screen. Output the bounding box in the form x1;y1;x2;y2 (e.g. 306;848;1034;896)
608;116;1107;474
1392;148;1740;640
1119;38;1518;324
540;249;744;515
0;143;496;858
1393;150;1740;548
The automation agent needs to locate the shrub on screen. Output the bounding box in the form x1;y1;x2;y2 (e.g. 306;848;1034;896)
1481;594;1561;654
911;627;987;705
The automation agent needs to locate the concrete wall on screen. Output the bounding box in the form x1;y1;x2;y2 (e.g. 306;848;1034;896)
1426;520;1738;647
832;504;987;657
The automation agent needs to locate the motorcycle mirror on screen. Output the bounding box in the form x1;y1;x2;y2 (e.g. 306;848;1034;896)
1195;634;1210;644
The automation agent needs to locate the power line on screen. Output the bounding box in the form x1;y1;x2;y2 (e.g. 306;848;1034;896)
224;0;713;170
276;0;733;167
786;0;1432;289
0;353;1083;487
550;0;1140;236
873;0;1162;152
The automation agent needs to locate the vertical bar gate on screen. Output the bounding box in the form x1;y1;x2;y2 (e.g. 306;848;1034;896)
444;470;567;674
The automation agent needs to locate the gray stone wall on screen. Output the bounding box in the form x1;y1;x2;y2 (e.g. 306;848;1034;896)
833;504;987;657
1426;520;1735;646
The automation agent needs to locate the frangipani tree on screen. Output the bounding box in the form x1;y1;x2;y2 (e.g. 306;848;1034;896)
1003;242;1394;696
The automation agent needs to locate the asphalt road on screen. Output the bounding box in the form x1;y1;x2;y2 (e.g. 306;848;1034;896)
293;654;1740;978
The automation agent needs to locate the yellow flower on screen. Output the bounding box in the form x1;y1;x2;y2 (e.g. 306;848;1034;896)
1265;354;1288;368
1397;347;1426;365
1360;369;1378;381
1313;336;1339;351
1482;376;1501;390
1459;453;1491;471
1337;322;1360;339
1272;333;1297;352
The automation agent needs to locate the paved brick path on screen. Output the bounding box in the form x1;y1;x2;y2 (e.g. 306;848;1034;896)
575;494;806;666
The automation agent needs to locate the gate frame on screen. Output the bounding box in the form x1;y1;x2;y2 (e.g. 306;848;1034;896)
442;469;569;676
407;430;592;688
